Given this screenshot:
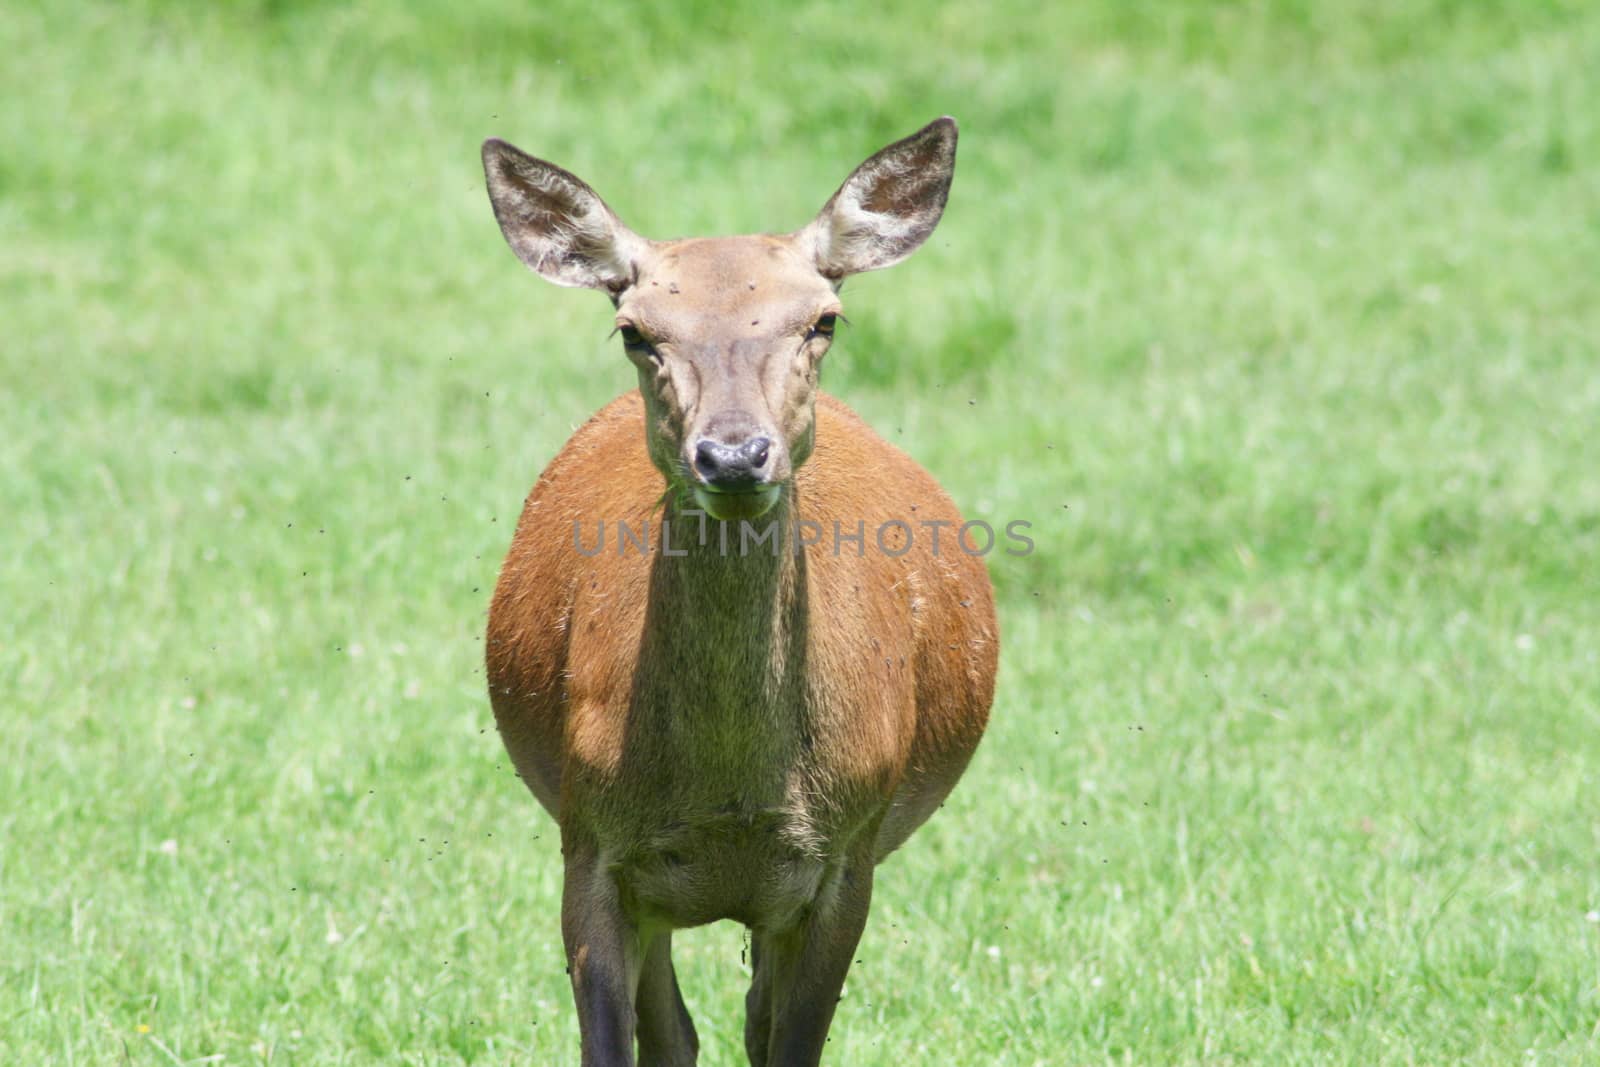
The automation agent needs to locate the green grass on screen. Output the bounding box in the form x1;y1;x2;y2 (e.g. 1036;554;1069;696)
4;0;1599;1062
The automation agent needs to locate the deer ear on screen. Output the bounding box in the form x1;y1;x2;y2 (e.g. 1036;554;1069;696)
482;139;645;292
800;117;958;279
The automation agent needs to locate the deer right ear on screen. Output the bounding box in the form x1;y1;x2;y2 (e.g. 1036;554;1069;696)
482;139;644;292
801;117;958;280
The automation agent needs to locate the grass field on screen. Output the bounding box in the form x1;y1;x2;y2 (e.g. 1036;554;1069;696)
5;1;1599;1063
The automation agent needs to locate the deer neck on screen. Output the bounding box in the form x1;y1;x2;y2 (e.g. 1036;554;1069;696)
638;489;808;715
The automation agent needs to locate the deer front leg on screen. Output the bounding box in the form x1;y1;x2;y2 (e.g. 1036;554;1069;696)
562;839;644;1066
752;855;875;1067
636;931;698;1066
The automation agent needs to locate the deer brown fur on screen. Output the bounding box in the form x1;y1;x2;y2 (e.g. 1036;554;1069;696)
482;118;997;1067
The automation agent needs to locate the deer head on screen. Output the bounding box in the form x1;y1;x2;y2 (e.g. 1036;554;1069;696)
482;117;958;521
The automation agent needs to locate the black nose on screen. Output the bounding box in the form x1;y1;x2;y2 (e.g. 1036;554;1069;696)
694;435;772;491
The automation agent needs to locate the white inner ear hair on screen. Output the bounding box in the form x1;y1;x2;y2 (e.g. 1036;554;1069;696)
497;161;637;287
541;180;623;274
814;154;940;276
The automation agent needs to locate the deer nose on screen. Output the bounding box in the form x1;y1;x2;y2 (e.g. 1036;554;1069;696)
693;435;772;491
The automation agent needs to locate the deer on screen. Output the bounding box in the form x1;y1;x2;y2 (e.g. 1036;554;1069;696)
480;117;998;1067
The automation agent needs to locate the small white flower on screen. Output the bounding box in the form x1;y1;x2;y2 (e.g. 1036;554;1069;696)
1584;910;1599;923
1514;633;1535;652
985;945;1001;960
157;839;178;856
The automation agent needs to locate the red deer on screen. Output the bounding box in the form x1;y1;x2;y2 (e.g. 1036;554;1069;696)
481;117;998;1066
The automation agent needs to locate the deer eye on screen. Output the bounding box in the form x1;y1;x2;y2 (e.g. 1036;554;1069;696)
618;324;648;348
809;313;839;339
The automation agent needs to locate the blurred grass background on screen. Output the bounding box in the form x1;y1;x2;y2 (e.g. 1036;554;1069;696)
3;0;1598;1063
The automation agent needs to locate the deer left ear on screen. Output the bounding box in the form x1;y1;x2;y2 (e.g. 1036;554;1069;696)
800;117;958;280
482;139;645;292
